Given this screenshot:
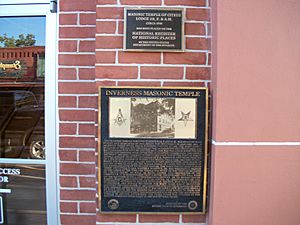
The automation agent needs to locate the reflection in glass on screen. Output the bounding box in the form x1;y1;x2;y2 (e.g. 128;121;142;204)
0;87;45;159
0;164;46;225
0;16;45;159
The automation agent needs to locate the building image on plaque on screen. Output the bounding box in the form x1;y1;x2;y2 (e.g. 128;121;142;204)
109;97;196;139
130;98;175;138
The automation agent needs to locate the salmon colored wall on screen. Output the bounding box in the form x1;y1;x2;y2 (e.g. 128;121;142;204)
209;146;300;225
210;0;300;225
212;0;300;141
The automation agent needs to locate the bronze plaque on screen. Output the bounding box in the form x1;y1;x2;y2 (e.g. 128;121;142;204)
124;8;185;51
99;87;208;213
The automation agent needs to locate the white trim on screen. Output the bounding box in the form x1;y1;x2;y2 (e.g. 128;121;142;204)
212;140;300;146
0;0;49;4
0;159;45;165
45;8;59;225
0;197;3;224
0;189;11;194
0;4;49;16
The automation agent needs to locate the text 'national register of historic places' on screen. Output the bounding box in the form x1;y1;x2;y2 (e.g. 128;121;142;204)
124;8;184;52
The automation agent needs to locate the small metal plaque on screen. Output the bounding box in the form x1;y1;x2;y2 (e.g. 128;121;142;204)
124;8;185;52
99;87;208;213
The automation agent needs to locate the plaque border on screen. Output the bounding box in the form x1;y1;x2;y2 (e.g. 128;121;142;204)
123;8;185;52
98;86;208;214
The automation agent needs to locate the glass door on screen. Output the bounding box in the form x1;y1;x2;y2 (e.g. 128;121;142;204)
0;1;57;225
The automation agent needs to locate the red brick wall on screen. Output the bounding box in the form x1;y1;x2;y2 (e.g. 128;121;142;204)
58;0;211;224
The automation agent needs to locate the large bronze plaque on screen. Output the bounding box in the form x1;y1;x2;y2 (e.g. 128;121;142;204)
124;8;184;51
99;87;208;213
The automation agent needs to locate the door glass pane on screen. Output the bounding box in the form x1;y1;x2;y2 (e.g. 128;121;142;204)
0;164;46;225
0;16;46;160
0;14;48;225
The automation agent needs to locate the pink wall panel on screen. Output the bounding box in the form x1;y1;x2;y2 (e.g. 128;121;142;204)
209;145;300;225
212;0;300;141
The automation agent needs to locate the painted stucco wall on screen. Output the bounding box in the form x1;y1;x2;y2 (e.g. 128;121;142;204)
210;0;300;225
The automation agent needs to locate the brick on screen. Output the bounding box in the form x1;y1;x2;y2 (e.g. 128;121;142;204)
79;151;95;162
59;14;77;25
79;123;95;135
79;177;96;188
120;0;161;5
163;81;205;87
96;80;116;87
98;0;117;4
59;150;77;161
79;41;95;52
60;176;77;187
59;40;77;52
141;66;183;79
58;96;77;108
207;52;211;65
59;110;95;121
59;123;77;135
185;23;205;35
95;66;138;79
80;13;96;25
96;7;124;19
207;22;211;36
59;27;96;38
61;215;96;225
79;68;95;80
118;52;161;64
60;163;95;175
163;52;206;65
59;54;95;66
60;202;77;213
60;0;95;12
118;81;161;86
139;214;179;223
186;8;210;21
58;68;77;80
96;21;116;34
118;21;124;34
79;96;98;108
95;51;116;63
96;36;123;49
59;82;95;94
79;96;97;108
165;0;205;6
59;137;95;148
97;214;136;222
186;37;209;50
182;214;206;223
61;190;95;201
207;82;211;90
186;67;211;80
80;202;96;213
